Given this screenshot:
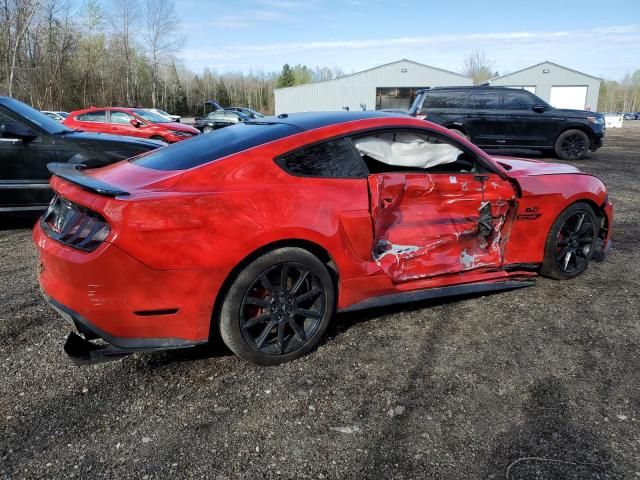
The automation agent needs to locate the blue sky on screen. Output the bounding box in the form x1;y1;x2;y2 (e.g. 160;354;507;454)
176;0;640;79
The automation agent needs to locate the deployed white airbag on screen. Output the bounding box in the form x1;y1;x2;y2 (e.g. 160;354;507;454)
353;132;461;169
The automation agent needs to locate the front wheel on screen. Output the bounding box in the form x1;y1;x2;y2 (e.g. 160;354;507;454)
554;129;590;160
218;247;335;365
539;202;598;280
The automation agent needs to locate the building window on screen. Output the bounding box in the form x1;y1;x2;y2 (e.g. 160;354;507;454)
375;86;428;110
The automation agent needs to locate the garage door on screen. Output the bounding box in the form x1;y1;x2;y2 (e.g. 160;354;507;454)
549;86;588;110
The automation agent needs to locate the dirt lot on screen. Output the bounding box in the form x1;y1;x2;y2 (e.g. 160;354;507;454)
1;124;639;479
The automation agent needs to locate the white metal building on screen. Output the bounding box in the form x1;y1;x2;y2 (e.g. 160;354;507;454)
488;61;601;111
274;59;472;115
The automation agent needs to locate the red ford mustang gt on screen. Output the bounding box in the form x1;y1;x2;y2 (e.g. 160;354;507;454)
33;112;613;365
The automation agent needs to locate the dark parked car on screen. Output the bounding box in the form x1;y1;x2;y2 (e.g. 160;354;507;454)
225;107;264;119
0;96;162;212
194;110;251;133
409;86;605;160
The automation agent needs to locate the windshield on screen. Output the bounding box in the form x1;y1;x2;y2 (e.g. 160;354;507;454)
3;98;74;134
156;109;170;117
133;109;171;123
57;112;69;118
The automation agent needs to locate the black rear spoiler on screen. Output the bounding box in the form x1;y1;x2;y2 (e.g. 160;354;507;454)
47;163;129;197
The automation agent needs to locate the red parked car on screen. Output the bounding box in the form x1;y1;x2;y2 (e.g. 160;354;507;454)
34;112;613;366
63;107;199;143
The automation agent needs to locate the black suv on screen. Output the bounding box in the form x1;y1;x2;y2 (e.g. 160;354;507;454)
409;86;605;160
0;96;162;213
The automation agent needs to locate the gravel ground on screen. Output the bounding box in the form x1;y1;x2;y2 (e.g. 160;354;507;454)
1;124;639;479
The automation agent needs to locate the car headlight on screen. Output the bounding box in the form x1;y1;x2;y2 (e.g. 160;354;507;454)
587;116;604;125
169;130;191;137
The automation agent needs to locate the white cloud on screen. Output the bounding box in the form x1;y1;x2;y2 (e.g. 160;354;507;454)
181;24;640;79
256;0;307;8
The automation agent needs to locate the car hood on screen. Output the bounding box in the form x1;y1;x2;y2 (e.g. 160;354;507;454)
492;156;582;177
63;130;165;148
553;108;598;117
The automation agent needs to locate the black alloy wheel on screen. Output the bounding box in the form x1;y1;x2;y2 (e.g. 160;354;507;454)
218;247;334;365
554;210;596;275
554;129;590;160
540;202;598;280
240;263;326;355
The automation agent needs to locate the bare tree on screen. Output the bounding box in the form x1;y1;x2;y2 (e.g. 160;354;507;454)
6;0;39;96
463;50;494;85
108;0;138;105
143;0;181;108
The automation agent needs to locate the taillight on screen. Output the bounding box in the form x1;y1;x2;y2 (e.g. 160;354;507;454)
41;196;110;252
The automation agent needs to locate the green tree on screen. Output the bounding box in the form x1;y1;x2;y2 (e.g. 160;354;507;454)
277;64;295;88
292;64;312;85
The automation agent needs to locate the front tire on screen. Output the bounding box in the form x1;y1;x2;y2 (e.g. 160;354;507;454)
554;129;590;160
539;202;598;280
218;247;335;365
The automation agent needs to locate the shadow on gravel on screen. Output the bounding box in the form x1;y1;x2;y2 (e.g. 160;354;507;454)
136;342;233;370
327;287;532;341
485;377;613;479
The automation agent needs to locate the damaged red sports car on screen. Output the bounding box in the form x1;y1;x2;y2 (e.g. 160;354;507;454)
33;112;613;365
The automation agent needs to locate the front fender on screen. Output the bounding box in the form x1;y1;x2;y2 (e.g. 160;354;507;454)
504;174;608;264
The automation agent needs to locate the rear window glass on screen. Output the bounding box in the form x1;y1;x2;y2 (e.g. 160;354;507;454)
130;122;302;170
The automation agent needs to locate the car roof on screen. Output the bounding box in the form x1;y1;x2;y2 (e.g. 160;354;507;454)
417;85;529;94
247;111;405;131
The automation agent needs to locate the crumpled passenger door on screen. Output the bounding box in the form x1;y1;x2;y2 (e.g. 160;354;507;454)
368;172;517;282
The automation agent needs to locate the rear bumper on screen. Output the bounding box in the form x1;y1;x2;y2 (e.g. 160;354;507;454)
46;297;204;365
34;222;225;345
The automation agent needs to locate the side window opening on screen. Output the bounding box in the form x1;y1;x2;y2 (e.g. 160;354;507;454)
77;110;107;122
503;91;535;110
278;138;368;178
110;111;134;124
351;130;479;174
469;91;501;110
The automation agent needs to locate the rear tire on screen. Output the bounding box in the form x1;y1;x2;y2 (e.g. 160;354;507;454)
539;202;598;280
554;129;590;160
218;247;335;365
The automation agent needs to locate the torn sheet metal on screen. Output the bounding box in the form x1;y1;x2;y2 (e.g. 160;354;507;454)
369;172;517;282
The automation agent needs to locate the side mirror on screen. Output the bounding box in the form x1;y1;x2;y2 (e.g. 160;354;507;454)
532;104;547;113
0;123;38;142
129;119;142;127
